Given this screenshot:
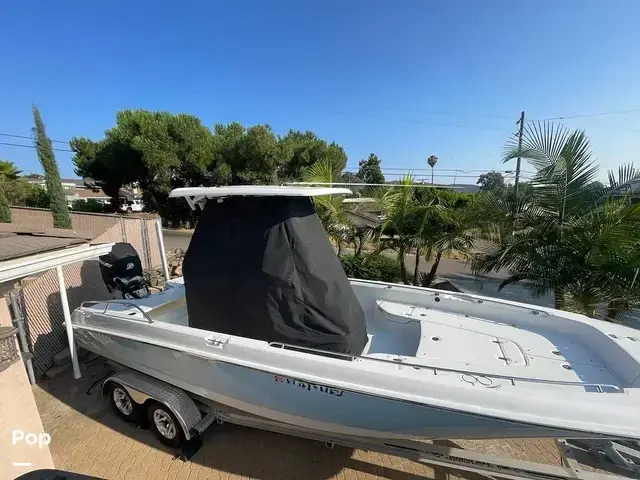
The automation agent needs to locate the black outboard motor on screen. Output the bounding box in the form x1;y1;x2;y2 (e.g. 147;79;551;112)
98;242;150;299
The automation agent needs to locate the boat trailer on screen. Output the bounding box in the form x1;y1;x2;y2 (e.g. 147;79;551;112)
99;367;637;480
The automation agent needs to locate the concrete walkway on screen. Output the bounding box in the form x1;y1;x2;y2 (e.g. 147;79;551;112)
0;300;54;479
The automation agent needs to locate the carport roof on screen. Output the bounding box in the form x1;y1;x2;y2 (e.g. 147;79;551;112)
0;226;95;261
0;225;113;283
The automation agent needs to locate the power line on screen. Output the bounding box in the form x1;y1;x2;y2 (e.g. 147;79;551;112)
483;120;519;172
531;124;640;134
1;104;638;149
200;94;522;123
288;181;466;190
343;170;534;179
0;132;69;145
533;107;640;122
320;104;516;122
0;141;73;153
319;109;508;130
347;167;535;174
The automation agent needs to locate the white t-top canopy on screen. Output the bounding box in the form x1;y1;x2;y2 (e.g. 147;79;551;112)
169;186;352;198
169;186;353;210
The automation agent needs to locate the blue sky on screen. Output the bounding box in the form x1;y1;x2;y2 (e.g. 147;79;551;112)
1;0;639;184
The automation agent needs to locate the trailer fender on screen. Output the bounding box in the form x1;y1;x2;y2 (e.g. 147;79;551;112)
102;370;202;440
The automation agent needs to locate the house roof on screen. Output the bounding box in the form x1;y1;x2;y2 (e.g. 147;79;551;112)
24;175;84;186
344;210;381;229
614;175;640;193
69;188;110;199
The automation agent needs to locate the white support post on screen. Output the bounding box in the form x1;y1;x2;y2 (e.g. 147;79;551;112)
56;265;81;379
156;218;170;281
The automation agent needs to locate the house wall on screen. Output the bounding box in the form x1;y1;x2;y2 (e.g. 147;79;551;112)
12;209;165;377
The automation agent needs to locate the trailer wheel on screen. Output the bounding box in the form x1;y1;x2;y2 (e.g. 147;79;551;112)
147;401;183;448
107;383;137;421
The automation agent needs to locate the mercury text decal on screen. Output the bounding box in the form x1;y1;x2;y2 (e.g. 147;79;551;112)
274;375;344;397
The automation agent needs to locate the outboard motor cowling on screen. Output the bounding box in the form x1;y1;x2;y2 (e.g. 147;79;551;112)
98;242;150;299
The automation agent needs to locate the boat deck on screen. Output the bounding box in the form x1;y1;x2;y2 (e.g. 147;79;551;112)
366;300;622;391
80;282;639;395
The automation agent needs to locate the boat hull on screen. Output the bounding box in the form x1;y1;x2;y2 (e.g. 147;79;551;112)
74;327;588;440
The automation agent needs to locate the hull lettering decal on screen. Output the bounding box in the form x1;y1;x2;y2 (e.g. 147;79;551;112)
274;375;344;397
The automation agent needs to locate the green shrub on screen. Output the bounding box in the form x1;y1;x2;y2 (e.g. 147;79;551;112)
340;253;402;283
70;199;110;213
0;181;11;223
2;178;50;208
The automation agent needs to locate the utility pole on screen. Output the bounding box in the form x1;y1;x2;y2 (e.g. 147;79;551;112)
514;111;525;198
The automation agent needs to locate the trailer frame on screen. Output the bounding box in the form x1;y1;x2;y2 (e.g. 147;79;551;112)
99;367;635;480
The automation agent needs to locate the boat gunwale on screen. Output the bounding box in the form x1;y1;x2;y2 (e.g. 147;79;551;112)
76;299;626;393
71;319;638;441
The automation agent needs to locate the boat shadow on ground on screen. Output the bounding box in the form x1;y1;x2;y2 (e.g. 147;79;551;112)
35;360;487;480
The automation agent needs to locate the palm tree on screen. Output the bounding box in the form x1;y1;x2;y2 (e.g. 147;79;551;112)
427;155;438;184
0;161;21;180
374;175;424;284
472;121;637;314
579;198;640;320
607;162;638;194
373;176;448;285
418;199;476;286
303;159;352;256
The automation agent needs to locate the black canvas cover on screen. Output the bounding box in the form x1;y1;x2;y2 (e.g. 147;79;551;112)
183;196;368;355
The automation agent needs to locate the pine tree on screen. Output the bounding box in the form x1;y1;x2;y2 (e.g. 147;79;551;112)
32;105;72;229
357;153;385;184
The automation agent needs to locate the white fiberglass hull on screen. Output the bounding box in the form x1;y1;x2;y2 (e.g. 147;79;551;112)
73;327;580;440
71;279;640;441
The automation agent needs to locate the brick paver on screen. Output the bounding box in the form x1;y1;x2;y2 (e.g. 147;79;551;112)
32;361;573;479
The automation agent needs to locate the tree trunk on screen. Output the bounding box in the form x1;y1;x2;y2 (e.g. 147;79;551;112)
605;300;621;322
423;251;442;287
398;245;409;284
554;286;565;310
354;234;364;258
374;228;383;252
412;246;421;285
336;239;342;257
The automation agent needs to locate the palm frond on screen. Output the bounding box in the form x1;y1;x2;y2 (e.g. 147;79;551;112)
503;122;571;171
608;163;638;189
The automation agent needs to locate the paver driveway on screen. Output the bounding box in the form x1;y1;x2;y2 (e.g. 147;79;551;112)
32;360;567;480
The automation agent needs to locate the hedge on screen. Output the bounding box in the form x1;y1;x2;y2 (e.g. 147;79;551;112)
339;253;403;283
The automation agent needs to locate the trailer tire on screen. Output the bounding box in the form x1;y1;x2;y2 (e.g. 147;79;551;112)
107;383;138;422
147;401;183;448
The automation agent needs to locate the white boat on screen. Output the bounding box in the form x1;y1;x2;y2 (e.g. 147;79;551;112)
71;186;640;442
